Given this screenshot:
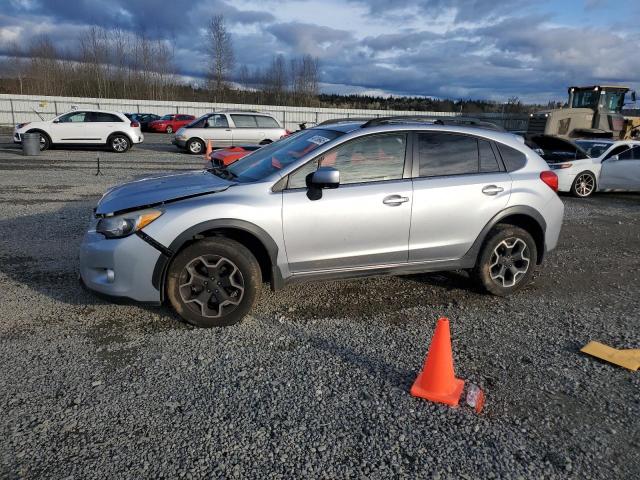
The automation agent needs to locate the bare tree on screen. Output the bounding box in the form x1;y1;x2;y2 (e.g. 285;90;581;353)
206;14;235;96
264;54;288;104
291;54;319;106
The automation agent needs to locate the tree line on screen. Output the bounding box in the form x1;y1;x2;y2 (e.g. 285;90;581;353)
0;15;553;113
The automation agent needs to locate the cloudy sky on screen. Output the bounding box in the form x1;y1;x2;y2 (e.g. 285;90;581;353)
1;0;639;102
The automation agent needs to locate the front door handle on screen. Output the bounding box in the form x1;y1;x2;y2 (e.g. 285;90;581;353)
482;185;504;196
383;195;410;206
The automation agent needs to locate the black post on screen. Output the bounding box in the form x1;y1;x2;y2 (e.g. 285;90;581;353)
95;152;103;176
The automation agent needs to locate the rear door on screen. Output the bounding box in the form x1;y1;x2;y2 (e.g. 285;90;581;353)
409;132;512;262
91;112;125;142
230;114;260;144
599;146;640;190
255;115;282;142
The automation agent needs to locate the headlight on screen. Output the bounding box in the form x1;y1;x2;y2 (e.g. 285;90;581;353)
96;209;163;239
16;122;30;129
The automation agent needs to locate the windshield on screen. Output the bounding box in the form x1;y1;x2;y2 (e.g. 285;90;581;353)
601;91;625;113
160;115;173;120
227;129;344;182
575;140;613;158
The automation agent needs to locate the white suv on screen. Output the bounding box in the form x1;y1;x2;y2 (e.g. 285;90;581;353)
173;111;288;154
13;110;144;153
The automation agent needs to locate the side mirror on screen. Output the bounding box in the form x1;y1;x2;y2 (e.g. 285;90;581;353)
606;154;619;162
52;119;59;123
305;166;340;200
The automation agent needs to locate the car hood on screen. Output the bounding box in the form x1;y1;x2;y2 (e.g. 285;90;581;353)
96;170;233;215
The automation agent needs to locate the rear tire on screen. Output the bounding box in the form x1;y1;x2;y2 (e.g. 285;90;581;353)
109;134;131;153
166;126;173;134
187;138;205;154
570;171;596;198
166;238;262;327
473;225;537;296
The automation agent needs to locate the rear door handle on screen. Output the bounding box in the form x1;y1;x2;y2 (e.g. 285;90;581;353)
482;185;504;196
383;195;410;206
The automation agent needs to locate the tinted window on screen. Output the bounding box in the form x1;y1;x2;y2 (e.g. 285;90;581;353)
176;115;191;120
479;140;501;172
232;115;258;128
58;112;86;123
417;133;478;177
289;133;406;187
91;112;122;122
496;143;527;172
255;116;280;128
206;114;229;128
618;146;640;160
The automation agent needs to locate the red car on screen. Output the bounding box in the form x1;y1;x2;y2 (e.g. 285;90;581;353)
148;114;195;134
205;145;262;168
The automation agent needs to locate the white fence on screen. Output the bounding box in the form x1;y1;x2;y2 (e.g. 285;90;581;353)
0;94;529;131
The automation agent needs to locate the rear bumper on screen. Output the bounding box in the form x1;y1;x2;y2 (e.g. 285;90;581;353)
540;194;564;254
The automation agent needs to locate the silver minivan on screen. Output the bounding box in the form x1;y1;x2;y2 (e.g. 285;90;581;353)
173;111;288;154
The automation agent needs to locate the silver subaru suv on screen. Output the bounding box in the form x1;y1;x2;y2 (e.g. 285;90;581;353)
80;118;564;327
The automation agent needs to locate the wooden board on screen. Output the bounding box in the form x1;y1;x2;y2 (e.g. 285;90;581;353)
580;341;640;371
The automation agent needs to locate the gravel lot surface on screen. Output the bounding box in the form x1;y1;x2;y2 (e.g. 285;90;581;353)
1;133;639;479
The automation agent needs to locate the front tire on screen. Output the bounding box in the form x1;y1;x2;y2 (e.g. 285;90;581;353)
570;171;596;198
473;225;537;296
187;138;205;154
166;126;173;134
109;134;131;153
166;238;262;327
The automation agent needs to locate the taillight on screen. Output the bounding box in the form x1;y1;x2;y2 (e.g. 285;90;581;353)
540;171;558;192
130;121;140;128
280;129;292;139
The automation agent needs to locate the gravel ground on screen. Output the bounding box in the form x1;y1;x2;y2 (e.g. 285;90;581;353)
1;133;639;479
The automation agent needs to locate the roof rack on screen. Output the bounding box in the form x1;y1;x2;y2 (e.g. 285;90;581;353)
317;117;374;126
360;116;506;132
218;109;261;113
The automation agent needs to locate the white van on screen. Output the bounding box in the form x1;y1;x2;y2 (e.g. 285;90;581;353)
173;111;288;154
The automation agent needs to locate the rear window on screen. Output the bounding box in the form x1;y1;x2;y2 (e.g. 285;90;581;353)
231;115;258;128
255;116;280;128
416;132;503;177
91;112;122;122
496;143;527;172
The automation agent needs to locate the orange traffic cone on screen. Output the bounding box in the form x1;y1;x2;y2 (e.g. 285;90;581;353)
204;139;213;158
411;317;465;406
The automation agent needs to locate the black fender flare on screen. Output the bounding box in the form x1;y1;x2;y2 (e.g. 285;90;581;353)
151;219;282;301
460;205;547;267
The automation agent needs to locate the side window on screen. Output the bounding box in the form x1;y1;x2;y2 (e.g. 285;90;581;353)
496;143;527;172
618;146;640;160
58;112;86;123
289;133;407;188
417;133;478;177
92;112;122;122
206;114;229;128
231;115;258;128
176;115;190;121
604;145;629;159
479;140;501;172
255;116;280;128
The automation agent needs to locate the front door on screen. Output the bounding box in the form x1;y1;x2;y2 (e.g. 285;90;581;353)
49;111;90;143
202;114;232;147
282;132;412;272
599;146;640;190
409;132;512;262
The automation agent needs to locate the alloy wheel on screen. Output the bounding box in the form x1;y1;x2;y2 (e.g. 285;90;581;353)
112;137;128;152
189;141;203;154
178;255;245;318
574;173;595;197
489;237;530;288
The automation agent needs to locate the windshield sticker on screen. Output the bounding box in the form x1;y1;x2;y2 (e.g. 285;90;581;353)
307;135;331;146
